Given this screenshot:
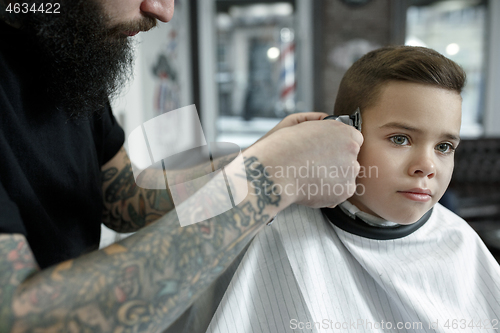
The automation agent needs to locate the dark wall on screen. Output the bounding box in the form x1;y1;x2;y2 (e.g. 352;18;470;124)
314;0;407;113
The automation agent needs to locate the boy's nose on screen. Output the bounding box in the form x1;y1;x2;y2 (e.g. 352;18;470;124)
408;150;436;178
141;0;175;23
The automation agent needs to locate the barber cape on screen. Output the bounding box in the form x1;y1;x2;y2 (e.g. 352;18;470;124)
205;203;500;333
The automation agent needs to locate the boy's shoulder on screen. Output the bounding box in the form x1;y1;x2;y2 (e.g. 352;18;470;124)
428;202;474;231
420;203;492;252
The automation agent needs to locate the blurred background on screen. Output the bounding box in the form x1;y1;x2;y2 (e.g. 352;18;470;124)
113;0;499;145
102;0;500;258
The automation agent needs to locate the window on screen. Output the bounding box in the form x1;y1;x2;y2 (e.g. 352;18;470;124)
406;0;487;137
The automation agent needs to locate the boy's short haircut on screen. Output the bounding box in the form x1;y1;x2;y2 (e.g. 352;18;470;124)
333;45;467;116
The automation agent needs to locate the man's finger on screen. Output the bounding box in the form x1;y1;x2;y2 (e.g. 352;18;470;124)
291;112;330;124
351;128;364;146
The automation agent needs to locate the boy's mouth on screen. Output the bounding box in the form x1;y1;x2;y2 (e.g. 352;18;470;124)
397;188;432;202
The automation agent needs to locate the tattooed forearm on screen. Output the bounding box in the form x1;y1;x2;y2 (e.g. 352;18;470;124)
0;235;40;333
103;165;138;203
240;156;281;212
102;148;247;233
102;147;174;232
2;155;284;332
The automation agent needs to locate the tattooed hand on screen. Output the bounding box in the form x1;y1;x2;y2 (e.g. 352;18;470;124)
0;151;285;332
1;113;362;332
248;117;364;209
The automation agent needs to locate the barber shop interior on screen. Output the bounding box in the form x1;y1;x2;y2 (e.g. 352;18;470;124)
103;0;500;262
5;0;500;330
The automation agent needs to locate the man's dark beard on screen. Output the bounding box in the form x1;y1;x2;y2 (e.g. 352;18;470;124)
17;0;156;119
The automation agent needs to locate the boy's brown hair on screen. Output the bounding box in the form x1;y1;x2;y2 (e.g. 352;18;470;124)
333;45;466;116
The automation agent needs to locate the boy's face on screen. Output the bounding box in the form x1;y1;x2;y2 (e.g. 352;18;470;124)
348;81;462;224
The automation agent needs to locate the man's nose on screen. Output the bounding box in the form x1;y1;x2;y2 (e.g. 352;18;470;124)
408;148;436;178
141;0;175;23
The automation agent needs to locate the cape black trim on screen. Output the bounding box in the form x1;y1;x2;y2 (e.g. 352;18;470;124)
321;206;432;240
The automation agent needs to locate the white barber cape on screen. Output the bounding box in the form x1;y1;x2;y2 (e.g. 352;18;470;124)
205;203;500;333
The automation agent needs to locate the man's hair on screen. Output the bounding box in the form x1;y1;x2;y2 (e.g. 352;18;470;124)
333;45;467;116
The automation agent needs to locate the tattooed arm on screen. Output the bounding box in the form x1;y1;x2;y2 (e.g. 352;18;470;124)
101;146;242;233
0;113;362;332
101;111;348;232
101;146;173;232
0;151;286;332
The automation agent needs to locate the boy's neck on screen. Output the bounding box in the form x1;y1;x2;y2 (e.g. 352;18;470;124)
339;201;400;228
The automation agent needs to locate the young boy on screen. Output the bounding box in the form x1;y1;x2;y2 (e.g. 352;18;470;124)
205;46;500;333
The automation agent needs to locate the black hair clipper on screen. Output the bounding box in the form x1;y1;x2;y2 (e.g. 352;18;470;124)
324;107;362;131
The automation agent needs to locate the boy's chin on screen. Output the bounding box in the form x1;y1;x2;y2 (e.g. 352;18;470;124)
349;197;433;225
393;218;422;225
380;208;431;225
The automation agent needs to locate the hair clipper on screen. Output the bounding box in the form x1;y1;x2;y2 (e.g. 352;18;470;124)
324;107;362;131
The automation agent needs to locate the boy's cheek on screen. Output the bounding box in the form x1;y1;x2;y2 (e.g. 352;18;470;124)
436;160;455;189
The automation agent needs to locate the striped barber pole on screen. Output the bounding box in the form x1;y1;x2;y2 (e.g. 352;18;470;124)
279;28;296;114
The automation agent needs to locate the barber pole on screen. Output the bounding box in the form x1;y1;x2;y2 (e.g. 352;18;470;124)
279;28;296;113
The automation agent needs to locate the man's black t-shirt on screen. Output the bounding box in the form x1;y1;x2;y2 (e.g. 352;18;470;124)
0;21;125;269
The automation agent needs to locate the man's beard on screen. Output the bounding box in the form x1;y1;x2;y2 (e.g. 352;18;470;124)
18;0;156;119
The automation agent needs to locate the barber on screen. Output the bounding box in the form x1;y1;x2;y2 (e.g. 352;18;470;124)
0;0;362;331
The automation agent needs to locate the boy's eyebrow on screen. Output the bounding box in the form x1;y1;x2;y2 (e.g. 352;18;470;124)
380;122;461;142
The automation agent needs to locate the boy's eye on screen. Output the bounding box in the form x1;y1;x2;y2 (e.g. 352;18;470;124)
390;135;409;146
435;143;455;154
